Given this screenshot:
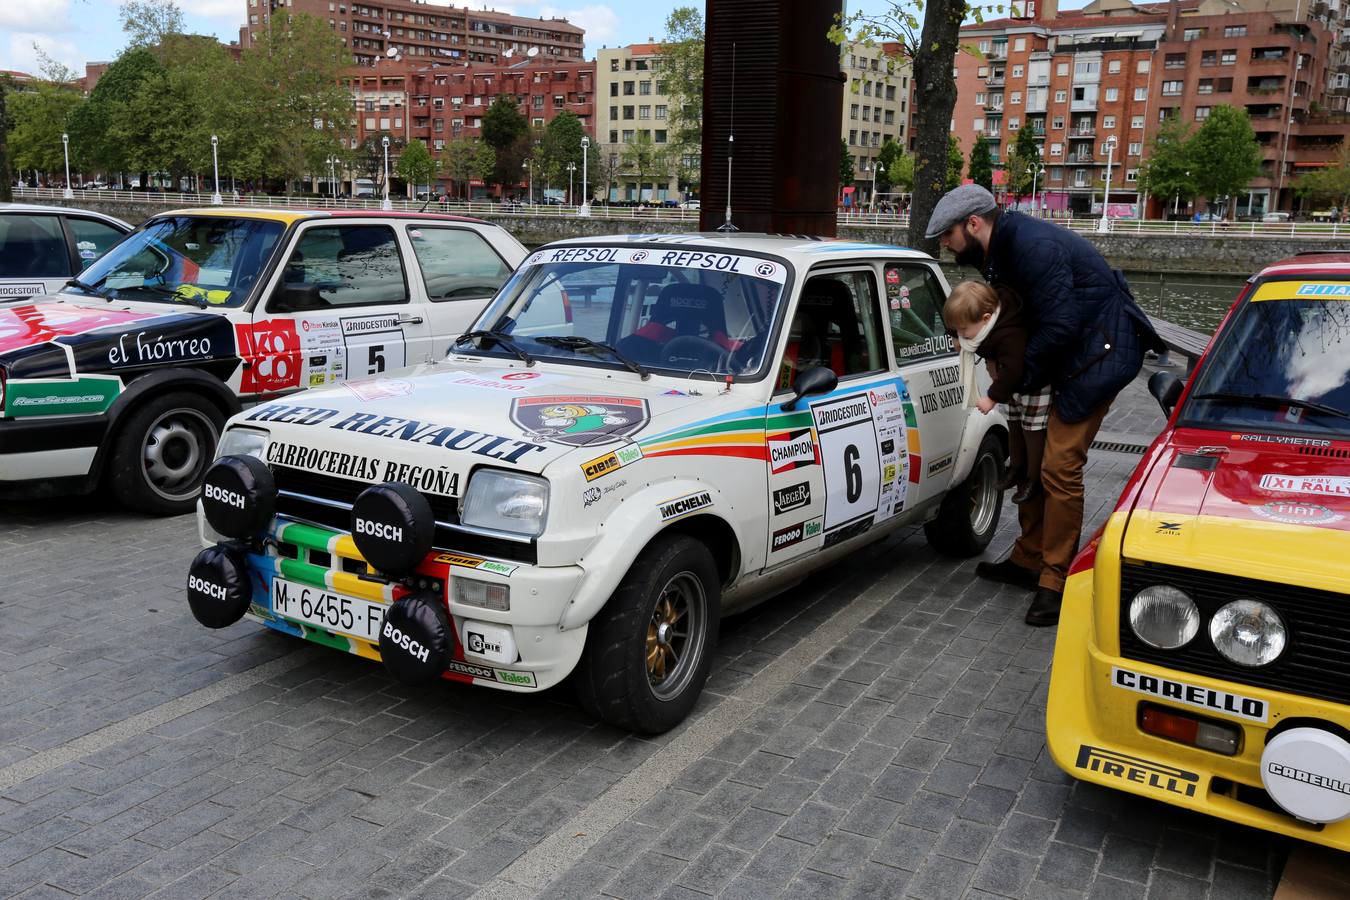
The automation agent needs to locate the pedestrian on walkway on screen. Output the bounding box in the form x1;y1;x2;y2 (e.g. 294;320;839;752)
925;185;1163;627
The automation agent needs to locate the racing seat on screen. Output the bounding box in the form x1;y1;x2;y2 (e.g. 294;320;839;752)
778;278;866;390
618;282;734;366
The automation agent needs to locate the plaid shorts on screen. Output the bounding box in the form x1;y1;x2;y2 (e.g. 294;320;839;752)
1007;386;1052;431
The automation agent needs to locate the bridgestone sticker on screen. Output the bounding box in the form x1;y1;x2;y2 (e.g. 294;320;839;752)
1112;667;1268;723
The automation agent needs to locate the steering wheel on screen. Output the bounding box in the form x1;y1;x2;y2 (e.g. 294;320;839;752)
661;335;730;372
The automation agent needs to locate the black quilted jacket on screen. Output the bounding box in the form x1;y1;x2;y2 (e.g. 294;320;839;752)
982;211;1164;423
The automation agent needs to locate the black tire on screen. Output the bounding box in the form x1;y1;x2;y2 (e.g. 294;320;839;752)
109;391;225;516
924;431;1005;558
574;534;720;734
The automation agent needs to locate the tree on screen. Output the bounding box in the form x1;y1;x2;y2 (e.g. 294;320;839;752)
596;144;622;203
441;137;478;199
620;131;670;202
1295;141;1350;212
0;76;13;202
119;0;185;51
357;133;399;196
1005;125;1041;200
1188;105;1261;219
481;94;529;192
538;111;585;197
396;139;436;195
8;65;84;179
946;135;964;191
840;138;855;187
473;141;496;194
67;48;163;182
833;1;994;254
1136;117;1196;216
660;6;704;194
968;133;993;191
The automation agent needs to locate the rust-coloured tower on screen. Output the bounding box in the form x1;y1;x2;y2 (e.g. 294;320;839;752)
699;0;845;236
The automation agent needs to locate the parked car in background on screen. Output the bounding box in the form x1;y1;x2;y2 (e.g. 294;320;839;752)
1047;252;1350;852
0;208;526;514
1261;212;1292;224
0;203;131;301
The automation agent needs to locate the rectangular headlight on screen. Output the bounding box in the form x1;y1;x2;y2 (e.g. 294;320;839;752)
453;577;511;612
217;426;269;461
460;469;548;537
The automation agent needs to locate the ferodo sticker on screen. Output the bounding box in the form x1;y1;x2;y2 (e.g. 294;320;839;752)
433;552;517;577
1075;745;1199;798
1258;474;1350;498
446;660;537;688
1111;667;1268;723
580;444;643;482
4;375;121;417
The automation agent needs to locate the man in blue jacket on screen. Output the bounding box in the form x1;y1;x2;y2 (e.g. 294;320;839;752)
927;185;1163;626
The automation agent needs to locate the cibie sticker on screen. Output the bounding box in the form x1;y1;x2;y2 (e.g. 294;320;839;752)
1111;667;1267;723
1258;474;1350;498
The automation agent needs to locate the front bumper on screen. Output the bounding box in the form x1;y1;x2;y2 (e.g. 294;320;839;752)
0;414;108;495
1047;568;1350;851
235;516;589;691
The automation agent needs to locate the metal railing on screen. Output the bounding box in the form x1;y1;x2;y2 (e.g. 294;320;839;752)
14;186;1350;238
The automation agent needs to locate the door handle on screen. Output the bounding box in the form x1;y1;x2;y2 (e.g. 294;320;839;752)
399;314;424;325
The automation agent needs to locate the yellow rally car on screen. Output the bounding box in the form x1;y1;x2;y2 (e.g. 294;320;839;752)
1047;253;1350;851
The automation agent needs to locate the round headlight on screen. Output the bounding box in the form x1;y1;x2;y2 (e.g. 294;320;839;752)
1209;599;1286;667
1129;585;1200;649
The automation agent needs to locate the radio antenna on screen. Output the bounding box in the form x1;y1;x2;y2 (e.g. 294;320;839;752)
717;43;739;232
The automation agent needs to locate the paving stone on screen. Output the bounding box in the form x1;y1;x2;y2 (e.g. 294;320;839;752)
906;853;976;900
806;831;878;879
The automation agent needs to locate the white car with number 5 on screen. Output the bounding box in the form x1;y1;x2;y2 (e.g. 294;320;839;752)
188;234;1009;733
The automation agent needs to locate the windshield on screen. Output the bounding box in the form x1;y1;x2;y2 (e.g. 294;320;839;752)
1181;287;1350;436
466;246;789;379
70;216;284;309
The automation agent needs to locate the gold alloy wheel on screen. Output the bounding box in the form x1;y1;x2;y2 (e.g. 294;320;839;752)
644;571;706;699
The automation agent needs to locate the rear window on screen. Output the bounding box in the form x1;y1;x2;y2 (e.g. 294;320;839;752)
67;217;126;270
405;226;511;301
0;215;69;278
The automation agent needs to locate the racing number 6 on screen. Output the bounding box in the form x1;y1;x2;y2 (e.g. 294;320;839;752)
844;444;863;503
367;344;386;374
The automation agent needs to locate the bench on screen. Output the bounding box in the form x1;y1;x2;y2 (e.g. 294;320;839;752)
1147;315;1211;374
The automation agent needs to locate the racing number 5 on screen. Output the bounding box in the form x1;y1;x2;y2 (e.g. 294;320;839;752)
367;344;386;374
844;444;863;503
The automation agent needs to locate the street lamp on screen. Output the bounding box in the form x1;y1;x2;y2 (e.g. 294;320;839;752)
1029;158;1043;218
1173;169;1190;217
381;136;392;211
566;161;576;206
61;133;72;199
521;159;533;204
210;134;222;205
580;135;591;216
327;156;339;201
1098;135;1118;233
871;162;884;214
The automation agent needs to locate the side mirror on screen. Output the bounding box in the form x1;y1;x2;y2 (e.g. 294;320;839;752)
1148;371;1183;417
783;366;838;411
270;283;321;313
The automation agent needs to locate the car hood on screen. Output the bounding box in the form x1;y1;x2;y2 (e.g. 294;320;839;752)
1122;427;1350;590
239;361;718;494
0;299;173;357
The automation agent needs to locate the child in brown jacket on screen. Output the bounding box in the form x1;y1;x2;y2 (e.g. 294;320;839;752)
943;280;1052;504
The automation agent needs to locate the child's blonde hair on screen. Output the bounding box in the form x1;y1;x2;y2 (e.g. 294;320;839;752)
943;280;999;329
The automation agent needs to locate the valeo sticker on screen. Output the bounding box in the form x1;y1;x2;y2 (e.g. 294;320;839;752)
4;375;121;418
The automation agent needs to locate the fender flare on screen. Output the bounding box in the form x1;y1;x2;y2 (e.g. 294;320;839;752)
948;408;1008;486
558;478;737;631
92;368;242;476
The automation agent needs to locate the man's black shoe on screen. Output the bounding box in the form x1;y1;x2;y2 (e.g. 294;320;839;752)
1025;588;1063;627
975;558;1039;590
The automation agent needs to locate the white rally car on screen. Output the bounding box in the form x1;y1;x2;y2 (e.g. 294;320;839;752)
189;234;1008;732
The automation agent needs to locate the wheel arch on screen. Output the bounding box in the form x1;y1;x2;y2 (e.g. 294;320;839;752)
92;368;241;479
950;409;1009;486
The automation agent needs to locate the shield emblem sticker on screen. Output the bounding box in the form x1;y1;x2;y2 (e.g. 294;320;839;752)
510;395;650;447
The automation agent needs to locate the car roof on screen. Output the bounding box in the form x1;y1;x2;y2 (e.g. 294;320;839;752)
543;232;933;263
0;202;132;229
1257;253;1350;278
159;207;491;227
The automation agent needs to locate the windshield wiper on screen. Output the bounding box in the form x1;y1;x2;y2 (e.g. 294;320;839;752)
453;330;534;366
64;277;110;299
120;283;209;308
1190;392;1350;421
535;335;650;380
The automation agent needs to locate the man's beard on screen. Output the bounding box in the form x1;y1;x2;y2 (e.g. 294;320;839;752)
952;226;986;269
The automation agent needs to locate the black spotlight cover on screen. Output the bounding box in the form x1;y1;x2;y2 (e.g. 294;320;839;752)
187;544;253;628
351;482;434;575
202;454;276;539
378;591;452;684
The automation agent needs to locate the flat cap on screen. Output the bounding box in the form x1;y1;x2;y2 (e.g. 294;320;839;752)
924;184;998;239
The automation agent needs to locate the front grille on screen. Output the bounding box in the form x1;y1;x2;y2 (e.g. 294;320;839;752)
1119;561;1350;706
270;465;536;565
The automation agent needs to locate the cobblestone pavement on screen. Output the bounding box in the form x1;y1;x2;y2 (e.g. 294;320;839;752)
0;370;1292;899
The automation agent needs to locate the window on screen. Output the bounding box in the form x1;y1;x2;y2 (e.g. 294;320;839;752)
1217;78;1233;93
780;272;886;387
973;118;985;132
887;263;955;363
1195;106;1211;120
1125;168;1139;182
639;81;651;95
975;92;986;105
1183;28;1206;41
623;105;634;120
66;218;126;271
0;215;70;277
978;66;988;78
851;103;859;119
1052;116;1064;129
1201;50;1217;67
1100;140;1116;155
1050;167;1061;182
609;105;618;119
1011;91;1021;104
1223;25;1246;37
1054;90;1067;103
1165;53;1185;69
1221;49;1236;65
609;129;618;143
1103;115;1116;129
1074;60;1100;77
1159;107;1177;121
623;81;634;95
655;130;667;143
639;105;651;119
622;129;634;142
1128;142;1141;156
1108;60;1121;74
1050;142;1063;156
1162;81;1183;95
1013;38;1026;52
655;105;667;119
1009;117;1020;130
275;225;407;310
1057;62;1068;76
1012;65;1024;78
1104;87;1118;102
1198;79;1213;95
1130;115;1144;129
404;227;510;302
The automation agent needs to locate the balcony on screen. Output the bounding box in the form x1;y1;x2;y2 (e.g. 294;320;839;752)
1070;99;1098;112
984;98;1005;111
1070;153;1095;164
1069;128;1096;138
986;75;1005;87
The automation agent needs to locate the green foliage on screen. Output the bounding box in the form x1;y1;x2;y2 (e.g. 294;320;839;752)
1136;117;1195;207
68;48;162;175
621;131;670;200
840;138;855;187
357;133;399;193
8;74;83;175
482;94;529;189
1295;142;1350;208
440;137;479;199
877;139;914;193
119;0;185;52
1005;124;1041;198
396;139;436;192
473;141;496;187
946;136;964;192
537;111;584;191
659;6;704;188
968;133;993;191
1188;105;1262;217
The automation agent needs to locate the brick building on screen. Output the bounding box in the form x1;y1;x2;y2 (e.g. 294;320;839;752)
841;40;913;208
952;0;1348;217
240;0;584;68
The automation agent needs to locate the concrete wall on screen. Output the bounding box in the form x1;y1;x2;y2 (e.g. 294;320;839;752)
44;197;1323;275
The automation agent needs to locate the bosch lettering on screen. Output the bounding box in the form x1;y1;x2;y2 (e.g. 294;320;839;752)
381;621;430;663
188;575;227;601
204;483;246;509
356;518;403;542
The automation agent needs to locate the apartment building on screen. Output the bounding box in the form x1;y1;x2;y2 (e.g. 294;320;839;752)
594;44;686;203
841;41;913;205
241;0;584;68
953;0;1346;216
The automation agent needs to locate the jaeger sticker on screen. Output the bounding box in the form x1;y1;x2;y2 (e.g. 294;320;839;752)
511;395;650;447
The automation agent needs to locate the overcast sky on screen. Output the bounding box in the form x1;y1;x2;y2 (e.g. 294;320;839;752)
0;1;1089;79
